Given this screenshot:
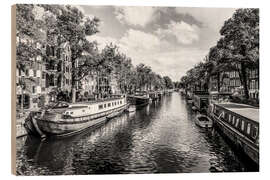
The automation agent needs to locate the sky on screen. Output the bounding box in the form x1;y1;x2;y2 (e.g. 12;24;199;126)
78;5;236;81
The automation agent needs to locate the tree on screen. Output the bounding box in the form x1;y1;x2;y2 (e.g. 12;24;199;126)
53;5;101;102
136;63;152;91
219;8;259;99
16;4;46;110
163;76;173;89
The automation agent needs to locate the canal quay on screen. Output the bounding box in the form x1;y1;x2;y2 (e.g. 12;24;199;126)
16;92;258;175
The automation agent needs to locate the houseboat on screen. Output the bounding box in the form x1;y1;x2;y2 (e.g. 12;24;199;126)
210;102;259;165
127;91;149;107
26;95;128;138
193;91;209;111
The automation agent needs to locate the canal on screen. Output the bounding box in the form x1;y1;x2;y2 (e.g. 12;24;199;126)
16;92;257;175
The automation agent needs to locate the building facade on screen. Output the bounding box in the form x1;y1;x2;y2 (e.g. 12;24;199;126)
247;68;259;100
16;36;47;110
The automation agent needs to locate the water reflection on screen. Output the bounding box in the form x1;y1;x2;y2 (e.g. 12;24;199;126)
17;92;256;175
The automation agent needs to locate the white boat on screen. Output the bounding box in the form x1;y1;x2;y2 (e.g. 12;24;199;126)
127;105;136;113
195;114;213;128
31;95;128;138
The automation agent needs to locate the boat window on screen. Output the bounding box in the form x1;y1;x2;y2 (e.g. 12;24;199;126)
66;111;69;115
82;109;85;113
247;123;251;134
235;118;240;127
108;103;111;107
232;116;235;125
252;126;258;139
99;104;103;109
104;104;106;108
241;120;245;131
120;101;122;104
224;113;228;121
70;112;73;114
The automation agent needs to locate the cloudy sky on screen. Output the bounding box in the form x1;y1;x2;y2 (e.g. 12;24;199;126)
79;6;236;81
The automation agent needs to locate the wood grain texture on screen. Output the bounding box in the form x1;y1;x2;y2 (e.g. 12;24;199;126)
11;4;16;175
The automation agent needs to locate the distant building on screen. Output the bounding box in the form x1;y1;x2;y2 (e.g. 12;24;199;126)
228;71;242;93
78;72;97;100
44;41;72;102
247;68;259;100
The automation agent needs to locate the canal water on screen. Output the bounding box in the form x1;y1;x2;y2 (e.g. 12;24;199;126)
16;92;257;175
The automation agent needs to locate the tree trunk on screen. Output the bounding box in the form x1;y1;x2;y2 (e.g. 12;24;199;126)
217;72;220;92
20;93;24;110
240;62;249;99
72;88;76;103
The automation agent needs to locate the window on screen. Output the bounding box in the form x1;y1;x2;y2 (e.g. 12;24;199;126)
18;70;21;76
99;105;103;109
42;72;46;79
228;114;231;123
241;120;245;131
252;126;258;139
66;79;69;85
120;101;122;104
232;116;235;125
247;123;251;134
104;104;106;108
108;103;111;107
82;110;85;113
235;118;240;128
26;69;29;76
32;86;36;93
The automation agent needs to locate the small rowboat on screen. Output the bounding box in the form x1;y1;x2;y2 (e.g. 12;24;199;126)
195;114;213;128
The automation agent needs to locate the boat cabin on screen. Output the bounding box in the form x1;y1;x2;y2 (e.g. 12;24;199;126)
211;103;259;144
63;96;127;118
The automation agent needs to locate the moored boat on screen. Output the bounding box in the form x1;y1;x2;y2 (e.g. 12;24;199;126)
126;105;136;113
195;114;213;128
210;102;259;165
127;91;149;107
29;95;128;138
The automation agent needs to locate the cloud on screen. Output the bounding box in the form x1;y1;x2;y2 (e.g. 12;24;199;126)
130;48;206;81
114;6;156;27
120;29;160;51
155;20;200;45
175;8;236;31
86;28;207;81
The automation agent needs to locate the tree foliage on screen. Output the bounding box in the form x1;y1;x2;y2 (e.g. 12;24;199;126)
180;8;259;99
